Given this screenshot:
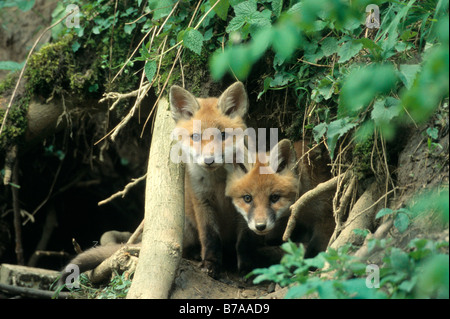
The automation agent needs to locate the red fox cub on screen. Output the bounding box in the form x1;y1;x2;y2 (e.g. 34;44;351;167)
225;139;335;272
170;82;249;277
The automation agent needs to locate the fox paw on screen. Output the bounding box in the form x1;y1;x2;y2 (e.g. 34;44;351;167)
200;260;220;278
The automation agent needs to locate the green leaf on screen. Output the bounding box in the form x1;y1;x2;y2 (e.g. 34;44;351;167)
270;0;283;17
321;37;339;57
272;21;298;60
371;97;401;125
375;208;393;219
326;117;357;158
71;41;81;53
416;254;449;299
182;28;204;55
144;60;157;83
356;38;383;61
210;0;230;20
337;40;363;63
312;122;327;143
426;127;438;140
389;247;411;272
124;23;136;35
0;61;24;71
394;212;410;233
17;0;35;11
339;64;398;116
398;64;421;90
148;0;175;20
233;0;257;16
227;0;271;36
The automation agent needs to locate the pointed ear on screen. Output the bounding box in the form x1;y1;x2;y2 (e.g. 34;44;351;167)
269;139;297;174
169;85;200;122
217;82;248;118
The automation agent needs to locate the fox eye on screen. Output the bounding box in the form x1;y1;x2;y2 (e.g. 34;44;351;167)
191;133;201;142
243;194;253;203
269;194;280;203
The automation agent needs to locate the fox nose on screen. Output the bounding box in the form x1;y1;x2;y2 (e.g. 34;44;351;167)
204;157;215;165
255;223;266;232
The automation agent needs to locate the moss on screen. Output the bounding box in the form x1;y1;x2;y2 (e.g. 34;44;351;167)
352;137;374;180
25;34;76;98
0;72;19;96
0;96;29;151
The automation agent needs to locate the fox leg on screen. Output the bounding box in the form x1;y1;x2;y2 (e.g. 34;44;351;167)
193;200;223;278
236;226;261;274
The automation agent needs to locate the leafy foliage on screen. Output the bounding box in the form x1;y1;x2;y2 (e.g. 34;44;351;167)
251;188;449;299
210;0;449;157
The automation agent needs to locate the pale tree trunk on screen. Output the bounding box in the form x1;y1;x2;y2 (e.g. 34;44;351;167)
126;97;185;299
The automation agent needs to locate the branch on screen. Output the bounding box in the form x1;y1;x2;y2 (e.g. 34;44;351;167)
98;174;147;206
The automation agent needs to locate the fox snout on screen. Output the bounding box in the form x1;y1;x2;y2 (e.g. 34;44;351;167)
248;208;276;235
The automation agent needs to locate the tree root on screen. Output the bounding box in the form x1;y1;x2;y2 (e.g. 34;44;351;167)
88;245;140;284
330;180;384;249
283;171;351;241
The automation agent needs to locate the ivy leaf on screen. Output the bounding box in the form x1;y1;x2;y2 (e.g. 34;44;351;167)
182;28;204;55
144;60;157;83
337;40;363;63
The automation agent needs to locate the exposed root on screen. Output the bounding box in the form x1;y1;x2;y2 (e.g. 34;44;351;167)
328;175;358;244
330;181;384;249
88;244;140;284
283;171;351;241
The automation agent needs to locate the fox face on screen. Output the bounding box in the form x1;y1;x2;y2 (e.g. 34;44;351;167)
170;82;248;171
226;139;299;235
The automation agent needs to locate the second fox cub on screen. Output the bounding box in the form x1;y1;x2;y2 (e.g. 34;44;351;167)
170;82;249;277
225;139;335;272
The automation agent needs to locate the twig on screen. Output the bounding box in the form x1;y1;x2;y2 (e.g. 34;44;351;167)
140;46;183;137
98;174;147;206
298;58;333;68
72;238;83;254
283;171;351;241
127;219;144;244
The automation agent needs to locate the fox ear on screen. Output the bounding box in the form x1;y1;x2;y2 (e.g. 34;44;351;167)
218;82;248;118
169;85;200;122
269;139;296;174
